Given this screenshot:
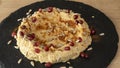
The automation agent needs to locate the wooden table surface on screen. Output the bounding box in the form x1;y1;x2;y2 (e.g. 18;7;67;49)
0;0;120;68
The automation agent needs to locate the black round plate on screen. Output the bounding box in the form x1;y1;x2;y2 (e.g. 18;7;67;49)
0;0;119;68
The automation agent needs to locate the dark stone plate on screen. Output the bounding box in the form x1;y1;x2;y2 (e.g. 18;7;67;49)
0;0;119;68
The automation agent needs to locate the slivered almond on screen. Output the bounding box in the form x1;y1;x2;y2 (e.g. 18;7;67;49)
30;61;35;67
7;40;12;45
17;58;22;64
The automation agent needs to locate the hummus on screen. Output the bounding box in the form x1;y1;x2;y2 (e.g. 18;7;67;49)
16;7;92;63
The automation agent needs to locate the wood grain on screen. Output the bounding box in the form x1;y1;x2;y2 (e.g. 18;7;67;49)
0;0;120;68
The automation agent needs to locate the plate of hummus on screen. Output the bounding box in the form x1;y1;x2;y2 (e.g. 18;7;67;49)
0;0;118;68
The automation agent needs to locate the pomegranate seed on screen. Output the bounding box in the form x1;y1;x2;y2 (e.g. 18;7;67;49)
80;52;89;59
44;46;49;51
74;15;78;19
19;31;24;36
45;62;52;68
35;48;40;53
80;20;83;24
84;54;89;58
27;33;35;41
80;52;85;58
78;37;82;42
31;17;37;23
21;25;26;29
38;8;42;12
90;29;96;35
69;42;74;46
76;20;83;24
47;7;53;12
66;10;70;13
11;31;16;37
64;46;70;51
33;41;40;47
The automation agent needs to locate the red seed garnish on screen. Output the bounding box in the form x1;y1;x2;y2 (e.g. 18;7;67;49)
90;29;96;35
44;46;49;51
33;41;40;47
31;17;37;22
78;37;82;42
64;46;70;51
47;7;53;12
80;52;89;59
80;52;85;58
74;15;78;19
84;54;89;58
69;42;74;46
27;33;35;41
21;25;26;29
11;31;16;37
76;20;83;24
35;48;40;53
45;62;52;68
38;8;42;12
80;20;83;24
66;10;70;13
19;31;24;36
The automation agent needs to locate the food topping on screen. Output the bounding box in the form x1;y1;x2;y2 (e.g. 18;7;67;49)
27;33;35;41
31;17;37;23
64;46;70;51
35;48;40;53
47;7;53;12
45;62;52;68
19;31;24;37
